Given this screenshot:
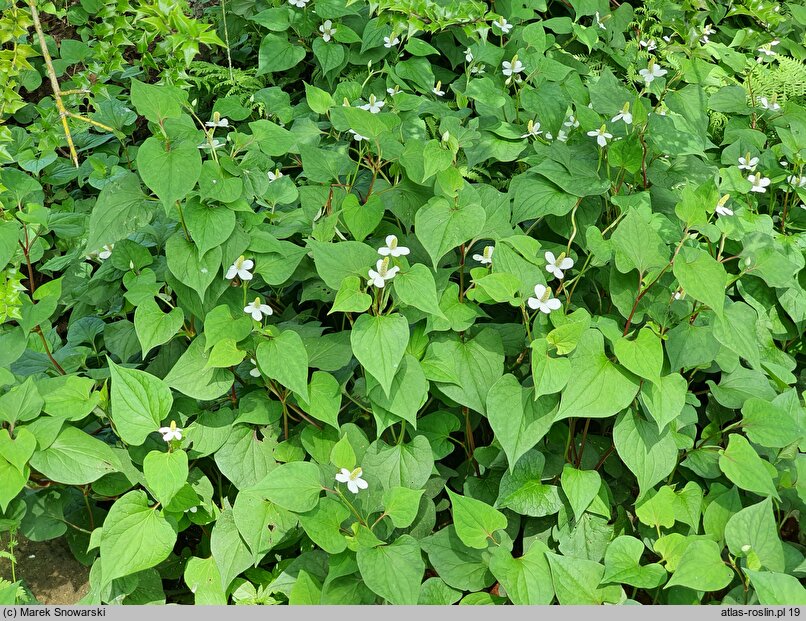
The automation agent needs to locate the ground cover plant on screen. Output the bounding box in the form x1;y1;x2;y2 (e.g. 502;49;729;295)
0;0;805;606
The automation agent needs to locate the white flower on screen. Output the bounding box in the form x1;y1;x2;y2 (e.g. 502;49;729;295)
502;58;524;77
319;19;336;42
787;175;806;188
244;296;273;321
520;119;542;139
464;48;474;62
756;96;781;111
378;234;410;257
470;65;485;75
205;112;229;128
563;115;579;128
493;17;512;34
288;0;308;7
368;257;399;288
639;39;657;51
756;45;776;62
383;35;399;48
639;61;668;85
673;290;684;300
527;284;561;314
557;129;568;142
432;81;446;97
738;155;758;171
159;421;183;442
267;169;283;182
715;194;733;217
249;358;261;378
702;24;716;36
594;11;606;29
98;244;114;260
662;35;672;43
198;139;225;150
472;245;494;265
226;255;254;281
386;86;399;96
587;125;613;147
348;129;368;142
611;103;633;125
747;173;771;193
544;251;574;280
359;94;385;114
545;132;553;140
335;467;368;494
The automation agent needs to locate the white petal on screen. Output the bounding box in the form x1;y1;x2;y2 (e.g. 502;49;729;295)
159;427;171;434
238;269;253;281
394;246;410;256
335;469;350;483
378;247;391;256
347;480;359;494
559;257;574;270
354;477;368;490
533;284;547;298
260;304;273;316
544;251;556;264
527;297;539;310
546;298;562;310
472;254;484;262
385;234;397;246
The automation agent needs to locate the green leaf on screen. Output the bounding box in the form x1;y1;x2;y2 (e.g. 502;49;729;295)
134;298;184;358
100;490;177;585
0;378;42;425
214;425;277;490
745;570;806;605
724;498;785;572
393;263;445;318
299;371;342;430
29;426;119;485
350;313;409;398
312;38;345;74
0;459;28;512
183;200;236;256
331;276;372;314
0;428;35;473
184;557;226;605
340;194;384;242
420;527;494;592
257;34;306;75
361;436;433;491
165;233;221;303
635;486;678;529
642;373;687;431
610;209;668;274
614;327;663;384
252;461;322;513
383;487;424;529
740;398;803;449
447;489;507;549
719;434;779;500
545;553;608;605
309;240;379;290
130;79;185;124
356;535;424;605
415;196;485;268
614;410;678;498
366;353;428;428
256;330;310;400
108;359;172;445
143;450;188;507
164;336;233;401
210;509;253;590
673;246;727;317
665;539;733;592
496;451;563;518
560;465;602;522
555;330;640;422
487;375;555;471
137;137;201;207
86;173;151;252
489;541;554;605
298;496;350;554
601;536;667;588
530;338;571;398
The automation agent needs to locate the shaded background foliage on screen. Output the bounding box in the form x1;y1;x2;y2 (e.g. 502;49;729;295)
0;0;805;606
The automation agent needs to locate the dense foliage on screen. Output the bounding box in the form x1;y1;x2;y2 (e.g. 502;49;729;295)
1;0;805;606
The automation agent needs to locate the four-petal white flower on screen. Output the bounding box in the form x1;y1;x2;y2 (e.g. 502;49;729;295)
787;175;806;188
432;81;445;96
383;35;399;48
359;94;385;113
249;358;261;378
738;155;758;171
244;296;273;321
473;245;494;265
368;258;399;288
226;255;254;281
747;173;771;193
205;112;229;128
502;58;524;77
587;125;613;147
520;120;542;139
527;284;561;314
378;234;410;257
756;96;781;111
544;251;574;280
98;244;114;260
267;169;283;182
288;0;309;7
159;421;183;442
319;19;336;42
348;129;368;142
335;467;368;494
464;48;474;62
493;17;512;34
715;194;733;217
611;102;633;125
639;61;668;85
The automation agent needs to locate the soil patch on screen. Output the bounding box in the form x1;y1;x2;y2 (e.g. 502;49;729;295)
0;535;90;605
